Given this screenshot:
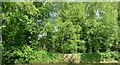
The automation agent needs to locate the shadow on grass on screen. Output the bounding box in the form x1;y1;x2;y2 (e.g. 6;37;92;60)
80;53;101;63
67;63;119;65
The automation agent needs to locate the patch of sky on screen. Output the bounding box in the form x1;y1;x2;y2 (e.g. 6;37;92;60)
38;34;43;39
95;9;106;19
36;19;42;23
35;20;42;27
49;12;57;17
38;33;46;39
37;3;61;39
54;24;58;32
95;10;100;19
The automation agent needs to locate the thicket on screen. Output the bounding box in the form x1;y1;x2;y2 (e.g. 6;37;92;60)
1;2;120;63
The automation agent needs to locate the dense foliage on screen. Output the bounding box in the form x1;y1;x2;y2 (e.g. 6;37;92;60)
118;1;120;50
2;2;119;63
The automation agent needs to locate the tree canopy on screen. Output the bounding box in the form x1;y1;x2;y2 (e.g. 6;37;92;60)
2;2;119;63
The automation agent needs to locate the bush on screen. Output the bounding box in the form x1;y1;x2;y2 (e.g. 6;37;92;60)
100;52;119;62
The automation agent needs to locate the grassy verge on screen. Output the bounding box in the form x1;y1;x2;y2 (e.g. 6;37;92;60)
20;51;120;63
2;45;119;64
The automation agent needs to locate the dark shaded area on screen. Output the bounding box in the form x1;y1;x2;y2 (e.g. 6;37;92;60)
67;63;119;65
80;53;101;63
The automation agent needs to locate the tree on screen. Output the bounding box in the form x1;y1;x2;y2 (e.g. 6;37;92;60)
2;2;40;63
